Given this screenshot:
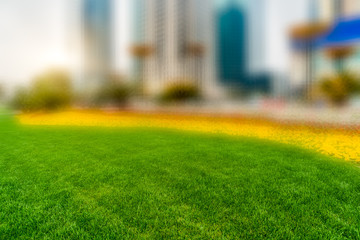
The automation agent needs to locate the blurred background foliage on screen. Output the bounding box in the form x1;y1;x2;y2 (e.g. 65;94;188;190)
160;80;200;103
96;74;131;108
12;70;73;111
318;72;360;106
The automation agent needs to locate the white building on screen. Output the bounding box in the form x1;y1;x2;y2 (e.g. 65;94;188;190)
318;0;360;22
67;0;114;95
133;0;220;98
247;0;309;98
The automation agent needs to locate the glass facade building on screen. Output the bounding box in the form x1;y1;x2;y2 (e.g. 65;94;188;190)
217;1;270;93
217;2;247;85
83;0;113;87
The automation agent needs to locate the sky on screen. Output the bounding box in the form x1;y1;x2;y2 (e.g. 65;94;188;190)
0;0;309;89
0;0;67;87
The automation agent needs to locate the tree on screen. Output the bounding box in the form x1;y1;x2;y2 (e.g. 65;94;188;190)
130;44;154;96
319;72;360;105
160;80;200;103
290;22;329;101
186;43;205;87
97;74;131;107
325;46;355;73
0;84;4;102
12;69;73;111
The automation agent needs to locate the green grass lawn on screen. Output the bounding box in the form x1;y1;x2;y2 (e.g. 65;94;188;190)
1;115;360;239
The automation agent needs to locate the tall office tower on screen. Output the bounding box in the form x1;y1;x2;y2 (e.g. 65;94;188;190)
82;0;113;91
247;0;268;75
133;0;219;97
318;0;360;21
217;2;247;86
342;0;360;16
309;0;320;21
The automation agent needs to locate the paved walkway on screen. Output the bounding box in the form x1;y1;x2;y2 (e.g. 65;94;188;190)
129;100;360;129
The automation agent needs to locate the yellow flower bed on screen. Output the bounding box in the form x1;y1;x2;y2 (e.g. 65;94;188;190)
18;110;360;161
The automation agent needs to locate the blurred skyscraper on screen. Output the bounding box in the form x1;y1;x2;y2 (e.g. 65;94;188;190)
318;0;360;21
217;0;271;95
132;0;219;97
217;2;247;86
82;0;113;91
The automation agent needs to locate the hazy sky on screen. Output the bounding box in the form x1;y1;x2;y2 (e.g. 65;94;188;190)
0;0;309;88
0;0;67;86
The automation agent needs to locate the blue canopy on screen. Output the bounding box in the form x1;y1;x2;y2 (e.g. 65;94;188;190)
292;15;360;51
319;15;360;48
